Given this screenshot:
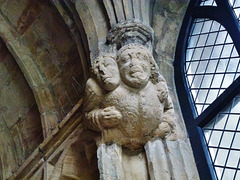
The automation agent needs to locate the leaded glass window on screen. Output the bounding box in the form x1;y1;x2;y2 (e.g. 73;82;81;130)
186;19;240;115
175;0;240;179
200;0;217;6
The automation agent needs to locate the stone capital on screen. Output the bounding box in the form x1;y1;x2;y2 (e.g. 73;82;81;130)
107;20;154;51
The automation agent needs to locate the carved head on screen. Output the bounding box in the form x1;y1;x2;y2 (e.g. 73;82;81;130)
92;54;120;91
117;44;158;88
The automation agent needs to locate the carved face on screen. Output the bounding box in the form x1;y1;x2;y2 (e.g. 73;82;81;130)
93;57;120;91
118;48;151;88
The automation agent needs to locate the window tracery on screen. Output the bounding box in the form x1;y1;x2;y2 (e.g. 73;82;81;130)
176;0;240;179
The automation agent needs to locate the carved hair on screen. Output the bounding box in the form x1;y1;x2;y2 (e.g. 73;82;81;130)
117;43;161;84
91;53;116;77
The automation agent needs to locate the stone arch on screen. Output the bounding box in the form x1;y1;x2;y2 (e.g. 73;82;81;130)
0;12;60;138
0;1;91;179
0;0;91;139
0;37;43;180
74;0;111;62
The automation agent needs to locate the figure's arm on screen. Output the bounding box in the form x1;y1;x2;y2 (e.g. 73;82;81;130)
154;77;174;120
154;75;168;103
83;78;122;132
163;96;175;128
85;106;122;132
83;78;104;132
154;80;177;140
154;94;176;139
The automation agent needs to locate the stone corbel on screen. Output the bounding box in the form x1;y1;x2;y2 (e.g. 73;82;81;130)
82;7;199;180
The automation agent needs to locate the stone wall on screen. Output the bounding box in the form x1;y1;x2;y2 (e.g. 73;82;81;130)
153;0;189;135
0;39;42;179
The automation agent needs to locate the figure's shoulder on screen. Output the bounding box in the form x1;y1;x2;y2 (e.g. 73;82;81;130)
83;78;105;111
155;81;168;90
86;78;98;88
85;78;104;96
153;80;169;103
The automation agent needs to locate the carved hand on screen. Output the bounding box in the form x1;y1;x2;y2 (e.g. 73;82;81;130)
100;106;122;129
154;122;171;139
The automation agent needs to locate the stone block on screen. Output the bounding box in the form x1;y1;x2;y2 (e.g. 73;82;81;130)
7;40;46;86
16;103;43;156
145;139;171;180
97;143;124;180
179;140;200;180
165;140;199;179
32;6;74;66
122;150;149;180
166;140;188;179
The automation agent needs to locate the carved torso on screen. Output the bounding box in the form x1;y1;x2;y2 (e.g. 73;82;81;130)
102;82;163;138
83;44;177;150
99;82;164;150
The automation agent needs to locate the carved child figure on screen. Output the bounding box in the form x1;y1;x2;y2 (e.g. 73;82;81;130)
84;44;177;150
83;54;123;132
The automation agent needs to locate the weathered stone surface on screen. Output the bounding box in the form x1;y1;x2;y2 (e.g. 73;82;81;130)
84;44;179;150
112;0;125;22
97;143;149;180
6;38;60;138
14;103;42;157
103;0;153;28
21;1;85;119
0;13;18;42
152;0;190;135
9;99;86;180
75;0;110;60
103;0;117;26
145;139;171;180
107;20;154;51
97;143;124;180
0;40;43;179
2;0;41;35
166;140;189;179
29;165;43;180
44;131;99;180
178;140;199;180
122;150;149;180
0;0;87;139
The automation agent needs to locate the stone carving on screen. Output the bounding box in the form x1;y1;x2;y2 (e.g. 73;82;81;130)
83;43;178;151
83;54;121;132
107;20;154;51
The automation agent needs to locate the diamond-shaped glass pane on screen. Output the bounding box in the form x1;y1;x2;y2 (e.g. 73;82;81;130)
229;0;240;21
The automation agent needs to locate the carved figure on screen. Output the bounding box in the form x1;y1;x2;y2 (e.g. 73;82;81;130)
83;54;122;132
84;44;177;151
